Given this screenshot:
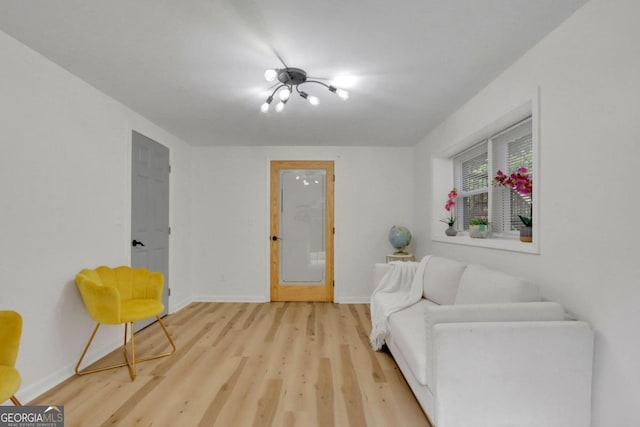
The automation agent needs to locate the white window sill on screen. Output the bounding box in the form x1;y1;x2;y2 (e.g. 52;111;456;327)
432;232;539;254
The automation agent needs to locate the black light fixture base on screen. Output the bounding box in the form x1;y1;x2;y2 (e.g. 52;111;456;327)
277;67;307;85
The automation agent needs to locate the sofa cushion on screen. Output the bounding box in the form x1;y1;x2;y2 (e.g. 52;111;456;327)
388;299;437;387
454;264;540;304
422;256;467;305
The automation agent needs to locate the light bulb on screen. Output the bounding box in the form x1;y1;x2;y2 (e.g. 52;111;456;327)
336;88;349;100
275;101;285;112
279;87;291;101
260;96;273;113
329;85;349;100
299;90;318;105
264;69;277;82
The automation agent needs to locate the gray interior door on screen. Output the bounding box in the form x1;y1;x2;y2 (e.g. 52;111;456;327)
131;131;170;331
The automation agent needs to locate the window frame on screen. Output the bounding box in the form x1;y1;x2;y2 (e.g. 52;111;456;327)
431;93;539;254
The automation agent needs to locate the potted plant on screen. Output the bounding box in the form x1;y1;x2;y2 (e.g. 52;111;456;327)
493;167;533;243
439;188;458;236
469;217;490;238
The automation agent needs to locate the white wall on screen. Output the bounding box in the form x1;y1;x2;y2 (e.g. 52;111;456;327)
413;1;640;425
0;30;192;402
191;146;414;303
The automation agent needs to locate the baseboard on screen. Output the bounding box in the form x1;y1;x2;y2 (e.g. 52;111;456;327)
335;296;371;304
17;364;75;405
194;296;371;304
193;295;370;304
194;295;269;303
169;296;193;314
17;332;123;404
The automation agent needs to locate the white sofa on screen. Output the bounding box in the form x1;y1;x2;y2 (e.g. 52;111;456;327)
371;256;594;427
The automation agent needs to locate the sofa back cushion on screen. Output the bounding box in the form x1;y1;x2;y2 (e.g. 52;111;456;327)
423;256;467;305
454;264;540;304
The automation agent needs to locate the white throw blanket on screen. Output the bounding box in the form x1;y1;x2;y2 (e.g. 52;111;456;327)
369;255;431;350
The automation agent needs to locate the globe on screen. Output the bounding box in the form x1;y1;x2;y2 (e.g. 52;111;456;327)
389;225;412;254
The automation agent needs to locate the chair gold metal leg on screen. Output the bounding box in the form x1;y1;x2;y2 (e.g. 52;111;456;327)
10;396;21;406
124;322;137;380
122;322;131;376
135;316;177;363
75;322;128;376
75;316;176;380
158;315;177;355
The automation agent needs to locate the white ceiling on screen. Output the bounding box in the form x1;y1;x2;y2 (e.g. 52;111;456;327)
0;0;587;147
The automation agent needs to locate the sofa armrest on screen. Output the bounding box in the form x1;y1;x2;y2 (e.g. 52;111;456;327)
432;321;594;427
422;302;566;391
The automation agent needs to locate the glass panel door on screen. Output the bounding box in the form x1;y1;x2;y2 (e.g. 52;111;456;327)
279;169;326;285
270;160;334;302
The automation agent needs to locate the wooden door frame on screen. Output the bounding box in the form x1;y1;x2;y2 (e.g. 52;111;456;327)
270;160;334;302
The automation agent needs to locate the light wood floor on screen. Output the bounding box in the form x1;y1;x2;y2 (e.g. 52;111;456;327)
31;302;431;427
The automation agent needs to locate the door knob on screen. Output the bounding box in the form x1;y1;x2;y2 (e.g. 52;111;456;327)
132;240;145;247
271;235;279;241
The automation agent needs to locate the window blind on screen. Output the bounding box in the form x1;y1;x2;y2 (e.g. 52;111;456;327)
454;142;488;230
491;118;533;232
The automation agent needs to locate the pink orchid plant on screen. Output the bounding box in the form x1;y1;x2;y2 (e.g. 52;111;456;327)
440;188;458;226
493;167;532;195
493;167;533;226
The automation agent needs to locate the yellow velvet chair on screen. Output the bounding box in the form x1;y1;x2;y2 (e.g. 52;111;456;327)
75;266;176;380
0;310;22;405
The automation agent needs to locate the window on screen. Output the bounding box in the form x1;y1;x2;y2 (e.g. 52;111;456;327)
453;117;533;235
454;143;489;230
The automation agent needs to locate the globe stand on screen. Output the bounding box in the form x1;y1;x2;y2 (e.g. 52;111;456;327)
393;248;408;255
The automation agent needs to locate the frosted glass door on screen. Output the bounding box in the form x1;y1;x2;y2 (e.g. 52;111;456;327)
270;160;334;302
279;169;326;284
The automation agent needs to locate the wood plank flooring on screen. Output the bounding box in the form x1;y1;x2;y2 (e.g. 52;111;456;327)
31;302;431;427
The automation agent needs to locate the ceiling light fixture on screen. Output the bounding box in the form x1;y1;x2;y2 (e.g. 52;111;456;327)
261;67;349;113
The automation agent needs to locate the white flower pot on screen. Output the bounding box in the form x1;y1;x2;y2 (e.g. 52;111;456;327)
469;224;489;238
